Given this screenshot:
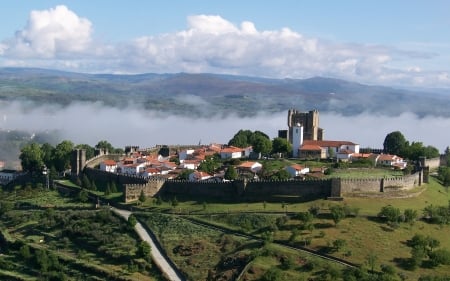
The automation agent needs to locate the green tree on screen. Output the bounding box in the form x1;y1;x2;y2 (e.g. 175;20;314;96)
171;196;179;207
271;169;291;180
75;144;95;159
332;239;347;252
110;181;118;193
224;165;238;180
53;140;74;172
429;249;450;267
104;184;111;195
177;169;194;180
137;241;152;260
404;209;418;225
95;140;114;153
139;189;146;204
41;143;55;168
198;156;220;174
366;252;378;273
158;145;170;157
253;135;272;155
330;205;346;226
19;143;44;173
228;129;253;147
128;214;137;227
20;245;32;260
378;205;401;223
271;137;292;156
77;190;89;202
383;131;407;156
91;180;97;191
81;174;91;190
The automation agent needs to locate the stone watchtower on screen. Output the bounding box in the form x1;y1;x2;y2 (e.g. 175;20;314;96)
287;109;324;143
71;149;86;177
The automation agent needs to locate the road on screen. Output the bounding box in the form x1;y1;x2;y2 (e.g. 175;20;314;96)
112;208;184;281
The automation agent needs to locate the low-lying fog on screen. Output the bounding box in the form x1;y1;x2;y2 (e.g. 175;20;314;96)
1;102;448;152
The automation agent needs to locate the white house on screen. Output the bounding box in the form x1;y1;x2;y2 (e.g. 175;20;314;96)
220;146;252;159
237;161;263;173
121;163;146;175
141;167;161;178
179;160;201;170
189;171;212;181
99;160;118;173
285;164;310;177
179;149;195;161
375;154;407;169
300;140;360;159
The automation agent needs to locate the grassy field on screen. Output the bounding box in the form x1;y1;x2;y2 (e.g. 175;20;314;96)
141;176;450;280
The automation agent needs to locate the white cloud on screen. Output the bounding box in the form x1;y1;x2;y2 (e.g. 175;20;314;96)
0;9;449;88
4;5;93;58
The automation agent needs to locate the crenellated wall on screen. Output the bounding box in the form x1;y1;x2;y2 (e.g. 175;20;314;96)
125;179;165;202
425;157;443;170
339;172;421;195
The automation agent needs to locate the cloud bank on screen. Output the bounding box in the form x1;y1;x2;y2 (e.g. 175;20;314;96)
1;6;449;88
0;102;448;152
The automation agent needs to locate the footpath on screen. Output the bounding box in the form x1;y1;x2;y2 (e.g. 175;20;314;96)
112;208;185;281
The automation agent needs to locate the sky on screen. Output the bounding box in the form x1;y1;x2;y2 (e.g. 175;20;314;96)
0;1;448;152
1;1;450;88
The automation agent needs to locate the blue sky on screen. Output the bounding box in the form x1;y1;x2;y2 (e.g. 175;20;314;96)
1;1;450;88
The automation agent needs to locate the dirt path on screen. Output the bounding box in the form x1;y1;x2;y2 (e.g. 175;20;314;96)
112;208;184;281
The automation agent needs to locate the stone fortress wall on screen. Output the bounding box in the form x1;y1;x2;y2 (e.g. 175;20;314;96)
72;149;439;203
123;172;423;203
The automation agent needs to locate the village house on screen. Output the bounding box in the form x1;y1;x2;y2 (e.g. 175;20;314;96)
299;140;360;159
120;162;146;175
285;164;310;177
220;146;252;159
373;154;407;169
99;159;117;173
189;171;212;181
142;167;161;178
237;161;263;174
179;159;202;170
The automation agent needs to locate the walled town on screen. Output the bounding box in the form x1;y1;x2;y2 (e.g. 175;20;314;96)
69;109;442;203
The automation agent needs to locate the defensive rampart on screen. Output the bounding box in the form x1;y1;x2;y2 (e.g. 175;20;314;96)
85;154;123;168
425;157;443;170
338;172;421;195
121;171;424;203
84;167;148;187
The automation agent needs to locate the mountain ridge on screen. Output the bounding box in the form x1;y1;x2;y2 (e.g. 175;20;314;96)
0;67;448;117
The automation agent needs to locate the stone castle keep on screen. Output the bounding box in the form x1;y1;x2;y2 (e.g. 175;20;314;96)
287;109;324;142
72;149;433;203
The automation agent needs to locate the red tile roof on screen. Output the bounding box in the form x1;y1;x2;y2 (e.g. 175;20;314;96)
221;146;243;153
103;160;117;166
300;144;322;151
303;140;357;147
290;164;306;170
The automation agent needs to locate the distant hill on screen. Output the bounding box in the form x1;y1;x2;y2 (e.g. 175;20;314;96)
0;67;449;117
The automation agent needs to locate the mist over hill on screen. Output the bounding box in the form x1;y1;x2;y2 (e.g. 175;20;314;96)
0;68;448;165
1;67;449;117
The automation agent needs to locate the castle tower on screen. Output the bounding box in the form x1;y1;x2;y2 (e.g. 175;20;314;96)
287;109;323;143
71;149;86;177
292;123;303;158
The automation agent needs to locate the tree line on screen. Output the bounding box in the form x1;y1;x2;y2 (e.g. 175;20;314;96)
383;131;440;160
19;140;123;175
